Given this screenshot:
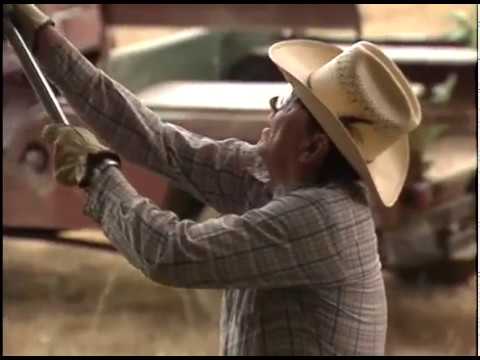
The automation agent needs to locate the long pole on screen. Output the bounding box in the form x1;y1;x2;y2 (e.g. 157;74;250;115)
4;18;70;126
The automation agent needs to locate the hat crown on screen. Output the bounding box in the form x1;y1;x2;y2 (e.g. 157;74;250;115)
307;41;421;161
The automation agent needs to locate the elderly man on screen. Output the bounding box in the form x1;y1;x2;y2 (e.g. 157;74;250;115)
6;4;421;356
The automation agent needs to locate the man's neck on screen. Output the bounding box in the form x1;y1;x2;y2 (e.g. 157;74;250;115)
271;177;322;198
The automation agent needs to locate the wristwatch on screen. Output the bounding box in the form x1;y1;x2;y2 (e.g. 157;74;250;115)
79;154;121;188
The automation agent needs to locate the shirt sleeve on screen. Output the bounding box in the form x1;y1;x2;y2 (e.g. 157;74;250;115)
84;166;348;289
34;27;269;214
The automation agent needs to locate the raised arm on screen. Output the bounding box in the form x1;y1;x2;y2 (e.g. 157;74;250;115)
84;167;359;289
9;5;270;213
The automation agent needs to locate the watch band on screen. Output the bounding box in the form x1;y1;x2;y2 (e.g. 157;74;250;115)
79;155;120;188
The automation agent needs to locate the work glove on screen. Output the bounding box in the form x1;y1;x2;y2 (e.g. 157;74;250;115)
4;4;54;49
42;124;121;188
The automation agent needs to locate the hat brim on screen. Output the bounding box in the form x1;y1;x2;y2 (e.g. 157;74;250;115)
269;40;409;207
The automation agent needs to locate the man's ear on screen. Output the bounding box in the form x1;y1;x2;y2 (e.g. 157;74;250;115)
298;133;330;165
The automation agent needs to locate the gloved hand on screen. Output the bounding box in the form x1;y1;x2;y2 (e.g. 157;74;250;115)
42;124;121;187
4;4;54;49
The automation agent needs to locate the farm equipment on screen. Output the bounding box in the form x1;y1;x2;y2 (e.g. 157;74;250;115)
3;5;476;284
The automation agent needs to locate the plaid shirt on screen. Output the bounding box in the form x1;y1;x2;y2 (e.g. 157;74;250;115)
37;29;387;355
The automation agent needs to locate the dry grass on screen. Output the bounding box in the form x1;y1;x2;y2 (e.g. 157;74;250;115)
384;271;476;356
3;239;221;356
3;239;476;356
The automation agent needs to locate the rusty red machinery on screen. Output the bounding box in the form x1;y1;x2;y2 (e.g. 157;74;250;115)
3;5;476;284
3;5;171;231
3;4;363;230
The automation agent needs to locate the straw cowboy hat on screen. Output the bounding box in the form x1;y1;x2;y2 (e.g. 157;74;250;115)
268;40;421;207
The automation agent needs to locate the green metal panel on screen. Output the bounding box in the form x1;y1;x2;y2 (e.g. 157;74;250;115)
102;29;280;93
217;30;280;78
103;29;224;93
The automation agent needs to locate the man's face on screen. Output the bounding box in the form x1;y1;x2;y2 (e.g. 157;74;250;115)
257;92;319;185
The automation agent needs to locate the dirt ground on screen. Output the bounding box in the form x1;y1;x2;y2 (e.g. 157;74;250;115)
3;238;477;356
3;3;477;357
